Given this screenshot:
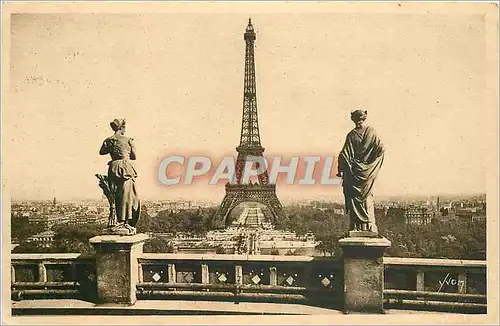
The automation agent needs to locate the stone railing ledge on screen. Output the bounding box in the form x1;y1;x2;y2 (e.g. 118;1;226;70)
11;253;85;260
140;253;315;262
89;233;149;244
383;257;486;268
338;236;391;247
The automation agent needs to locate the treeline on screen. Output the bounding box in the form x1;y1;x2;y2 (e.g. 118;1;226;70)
278;205;486;260
12;223;102;254
138;207;218;253
378;215;486;260
277;205;348;257
11;206;221;254
136;206;219;235
11;216;46;243
12;204;486;260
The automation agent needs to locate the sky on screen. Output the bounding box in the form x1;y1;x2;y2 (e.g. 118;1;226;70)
4;12;490;202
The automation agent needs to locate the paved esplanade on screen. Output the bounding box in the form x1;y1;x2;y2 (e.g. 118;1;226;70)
12;299;465;316
232;207;266;228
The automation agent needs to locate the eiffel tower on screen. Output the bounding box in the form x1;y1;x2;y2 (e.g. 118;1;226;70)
215;19;286;228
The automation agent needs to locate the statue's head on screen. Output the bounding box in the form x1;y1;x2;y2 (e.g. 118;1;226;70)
110;119;126;135
350;109;367;128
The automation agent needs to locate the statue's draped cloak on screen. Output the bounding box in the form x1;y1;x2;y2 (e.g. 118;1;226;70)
100;136;140;226
339;126;384;225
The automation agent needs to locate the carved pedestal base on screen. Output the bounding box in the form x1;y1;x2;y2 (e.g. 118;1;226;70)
89;234;148;305
348;230;379;238
339;236;391;314
102;223;137;236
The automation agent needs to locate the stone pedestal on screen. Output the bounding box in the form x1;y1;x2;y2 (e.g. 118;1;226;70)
339;236;391;314
348;230;379;238
89;233;148;305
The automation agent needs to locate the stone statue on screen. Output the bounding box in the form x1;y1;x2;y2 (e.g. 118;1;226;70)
96;118;141;235
337;110;384;236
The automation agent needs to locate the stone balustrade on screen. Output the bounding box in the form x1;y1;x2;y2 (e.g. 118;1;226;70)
137;253;343;307
383;257;487;313
10;236;487;314
11;253;96;301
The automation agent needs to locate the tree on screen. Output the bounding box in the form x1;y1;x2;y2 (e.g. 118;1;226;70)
143;237;175;253
12;223;103;254
13;241;54;254
11;216;45;242
52;224;102;254
139;207;218;235
215;245;226;254
378;211;486;260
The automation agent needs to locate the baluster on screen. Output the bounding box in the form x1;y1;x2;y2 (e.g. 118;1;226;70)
234;264;243;304
235;265;243;285
458;272;467;294
201;264;209;284
416;270;425;291
70;263;77;283
38;262;47;283
138;263;144;283
269;266;277;286
168;264;176;283
11;265;16;284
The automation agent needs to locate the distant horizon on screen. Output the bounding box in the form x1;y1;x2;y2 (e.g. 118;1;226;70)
10;192;487;204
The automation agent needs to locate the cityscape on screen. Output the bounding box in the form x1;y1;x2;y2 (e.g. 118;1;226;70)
12;193;487;258
4;4;496;322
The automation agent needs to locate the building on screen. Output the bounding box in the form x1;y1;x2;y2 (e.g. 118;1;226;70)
472;215;486;222
26;230;55;248
404;207;432;225
28;214;60;230
65;214;107;227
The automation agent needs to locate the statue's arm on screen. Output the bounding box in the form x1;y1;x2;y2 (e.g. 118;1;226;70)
337;154;347;177
368;126;385;158
336;154;343;177
377;138;385;157
99;139;110;155
337;138;350;177
370;132;385;160
129;138;137;160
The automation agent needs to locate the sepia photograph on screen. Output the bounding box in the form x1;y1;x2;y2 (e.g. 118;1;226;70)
1;1;499;325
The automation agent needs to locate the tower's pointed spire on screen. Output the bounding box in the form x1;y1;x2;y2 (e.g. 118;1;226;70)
240;18;259;148
246;18;255;34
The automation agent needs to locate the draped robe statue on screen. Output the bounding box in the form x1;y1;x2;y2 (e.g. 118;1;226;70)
338;110;384;235
96;119;141;236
